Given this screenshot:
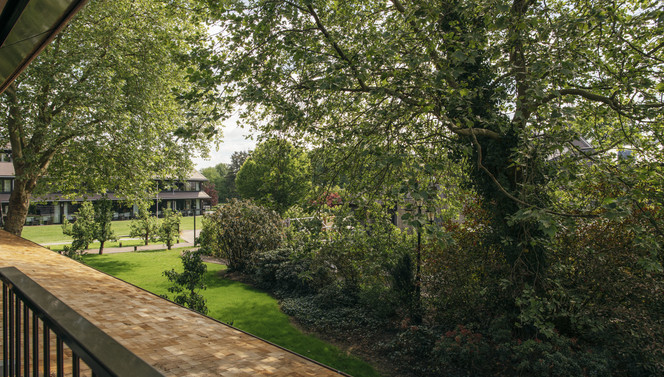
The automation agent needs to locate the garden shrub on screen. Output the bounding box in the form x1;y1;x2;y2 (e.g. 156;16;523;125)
280;294;385;335
253;247;316;295
163;249;208;315
309;203;414;296
227;196;663;376
422;215;509;329
199;199;282;273
552;212;664;376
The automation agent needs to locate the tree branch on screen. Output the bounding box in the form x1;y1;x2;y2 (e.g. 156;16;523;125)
305;4;369;91
389;0;458;89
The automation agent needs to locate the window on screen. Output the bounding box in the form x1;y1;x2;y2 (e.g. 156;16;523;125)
1;179;11;193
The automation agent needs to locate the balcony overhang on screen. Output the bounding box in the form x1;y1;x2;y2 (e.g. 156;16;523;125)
0;0;89;94
0;230;346;376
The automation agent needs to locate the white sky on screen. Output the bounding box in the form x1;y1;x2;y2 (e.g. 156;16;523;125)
192;25;260;170
192;115;258;170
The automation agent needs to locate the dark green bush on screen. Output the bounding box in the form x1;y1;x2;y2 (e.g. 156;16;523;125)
253;247;316;295
280;294;385;335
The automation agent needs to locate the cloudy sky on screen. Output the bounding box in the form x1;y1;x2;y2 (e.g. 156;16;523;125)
192;115;258;170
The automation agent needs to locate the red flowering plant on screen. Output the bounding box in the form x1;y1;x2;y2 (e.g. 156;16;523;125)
433;324;493;374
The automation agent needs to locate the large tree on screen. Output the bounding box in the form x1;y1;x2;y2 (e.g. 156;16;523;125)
224;150;251;200
236;139;311;214
0;0;219;236
204;0;664;280
201;162;229;202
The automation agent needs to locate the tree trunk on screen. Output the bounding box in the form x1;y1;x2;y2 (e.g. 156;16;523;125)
99;241;104;255
4;178;33;236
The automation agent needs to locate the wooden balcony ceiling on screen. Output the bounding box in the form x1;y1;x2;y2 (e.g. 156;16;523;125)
0;230;345;376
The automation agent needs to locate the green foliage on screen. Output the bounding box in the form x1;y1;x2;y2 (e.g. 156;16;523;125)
252;247;314;295
158;209;182;250
199;199;283;272
130;201;158;245
225;151;251;200
163;249;208;315
61;202;96;251
59;245;82;261
390;252;417;320
200;163;228;203
0;0;219;235
280;294;385;335
62;199;117;254
202;0;664;285
313;203;414;298
551;212;664;376
192;1;664;374
236;139;312;214
93;197;116;254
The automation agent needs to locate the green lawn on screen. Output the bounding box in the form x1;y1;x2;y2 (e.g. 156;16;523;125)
82;249;379;377
22;216;200;244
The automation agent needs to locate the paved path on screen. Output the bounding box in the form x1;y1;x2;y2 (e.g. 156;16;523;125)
47;229;202;254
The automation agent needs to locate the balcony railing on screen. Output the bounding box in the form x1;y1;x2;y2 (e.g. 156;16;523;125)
1;266;164;377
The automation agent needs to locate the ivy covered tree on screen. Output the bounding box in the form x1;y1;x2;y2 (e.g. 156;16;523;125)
0;0;220;236
203;0;664;283
236;139;311;214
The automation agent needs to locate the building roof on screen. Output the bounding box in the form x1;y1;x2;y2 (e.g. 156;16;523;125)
156;191;211;200
187;169;209;182
0;0;89;93
27;190;212;203
0;162;13;177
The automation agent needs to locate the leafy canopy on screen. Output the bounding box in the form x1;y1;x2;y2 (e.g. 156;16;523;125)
236;139;311;214
0;0;220;235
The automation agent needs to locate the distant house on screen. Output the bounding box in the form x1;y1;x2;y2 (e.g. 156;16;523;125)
0;147;211;225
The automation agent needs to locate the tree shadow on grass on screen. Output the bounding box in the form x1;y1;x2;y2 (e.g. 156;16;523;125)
81;258;136;276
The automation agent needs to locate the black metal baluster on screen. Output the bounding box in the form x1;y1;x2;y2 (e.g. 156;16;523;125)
43;327;50;377
56;335;64;377
72;354;80;377
24;304;29;377
3;283;9;377
9;288;14;377
15;295;20;375
32;312;38;377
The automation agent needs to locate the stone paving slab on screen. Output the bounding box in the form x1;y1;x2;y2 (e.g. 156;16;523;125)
0;230;347;376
